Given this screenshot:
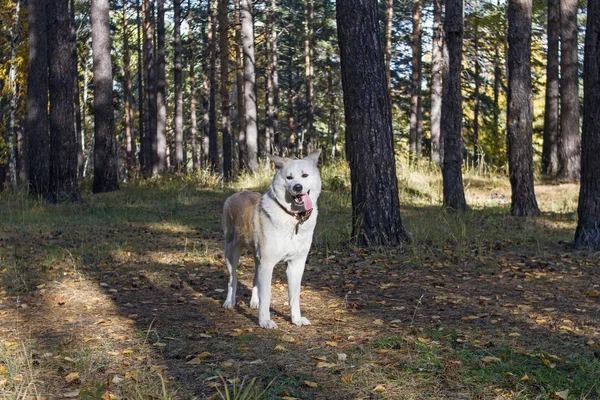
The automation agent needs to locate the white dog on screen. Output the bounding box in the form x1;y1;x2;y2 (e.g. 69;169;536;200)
222;150;322;329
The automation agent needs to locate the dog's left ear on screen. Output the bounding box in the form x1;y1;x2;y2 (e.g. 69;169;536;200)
303;149;322;165
268;154;292;170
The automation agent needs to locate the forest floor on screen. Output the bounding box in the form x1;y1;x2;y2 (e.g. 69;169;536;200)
0;166;599;399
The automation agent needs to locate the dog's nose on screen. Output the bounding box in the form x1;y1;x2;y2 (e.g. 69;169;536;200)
293;183;303;193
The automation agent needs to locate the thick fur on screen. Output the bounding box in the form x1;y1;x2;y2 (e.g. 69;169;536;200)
222;150;322;329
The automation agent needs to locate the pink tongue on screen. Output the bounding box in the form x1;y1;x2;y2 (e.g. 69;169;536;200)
300;193;313;210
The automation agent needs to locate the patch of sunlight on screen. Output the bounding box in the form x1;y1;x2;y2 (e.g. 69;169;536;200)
147;221;195;234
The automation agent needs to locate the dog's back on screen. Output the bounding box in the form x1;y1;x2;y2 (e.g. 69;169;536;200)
222;192;261;248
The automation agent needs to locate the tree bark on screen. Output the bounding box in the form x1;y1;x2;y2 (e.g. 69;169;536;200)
47;0;81;202
143;0;156;177
409;0;423;159
507;0;540;216
155;0;167;174
174;0;184;171
288;48;296;154
234;0;246;169
8;0;21;187
336;0;409;247
241;0;259;171
303;0;314;155
208;0;219;171
123;0;135;180
137;0;145;176
431;0;443;166
188;0;199;172
219;0;232;179
27;0;50;199
265;0;280;155
71;0;83;180
541;0;559;175
575;0;600;249
383;0;393;97
472;21;481;166
91;0;118;193
441;0;468;211
558;0;580;180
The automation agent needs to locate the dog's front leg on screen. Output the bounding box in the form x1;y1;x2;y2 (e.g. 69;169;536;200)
287;258;310;326
256;262;278;329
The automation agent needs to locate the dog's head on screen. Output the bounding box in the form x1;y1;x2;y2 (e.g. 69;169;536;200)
268;149;322;212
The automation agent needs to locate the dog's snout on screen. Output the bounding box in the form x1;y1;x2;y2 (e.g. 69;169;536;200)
293;183;303;193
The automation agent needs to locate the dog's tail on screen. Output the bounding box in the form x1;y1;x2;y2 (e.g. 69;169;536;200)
222;197;235;243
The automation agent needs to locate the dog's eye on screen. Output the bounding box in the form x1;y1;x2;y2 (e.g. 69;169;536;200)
302;173;309;178
286;176;293;180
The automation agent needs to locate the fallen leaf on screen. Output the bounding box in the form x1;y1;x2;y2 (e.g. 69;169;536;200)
325;341;338;347
373;319;384;326
461;315;479;322
101;392;117;400
112;375;124;384
377;349;390;355
304;380;318;388
480;356;502;364
373;384;386;393
64;372;80;383
219;361;234;367
337;353;347;361
186;352;212;364
281;335;296;343
122;349;133;355
508;333;521;338
341;374;353;384
521;374;529;382
543;359;556;369
312;356;327;361
315;361;336;368
555;389;569;399
63;390;80;398
274;344;286;352
0;365;5;375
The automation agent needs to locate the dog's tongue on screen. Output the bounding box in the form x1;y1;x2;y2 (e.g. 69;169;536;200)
300;193;313;210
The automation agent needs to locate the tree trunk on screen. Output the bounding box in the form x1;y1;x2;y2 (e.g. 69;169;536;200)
473;32;481;166
188;0;199;172
155;0;167;174
441;0;468;211
137;0;145;177
123;0;135;180
27;0;50;199
219;0;232;179
48;0;81;202
288;49;296;154
265;0;279;155
431;0;443;167
575;0;600;248
383;0;393;97
8;0;21;187
71;0;83;180
241;0;259;171
208;0;219;171
336;0;409;247
303;0;314;155
507;0;540;216
234;0;246;169
91;0;118;193
409;0;423;159
143;0;156;177
174;0;184;171
492;33;501;165
558;0;580;180
328;62;338;161
541;0;559;175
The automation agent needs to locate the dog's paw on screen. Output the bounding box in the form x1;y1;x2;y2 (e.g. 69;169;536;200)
259;319;278;329
249;299;259;309
222;300;235;309
291;316;311;326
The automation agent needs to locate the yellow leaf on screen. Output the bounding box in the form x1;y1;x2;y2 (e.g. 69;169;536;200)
13;374;23;382
281;335;296;343
461;315;479;322
480;356;502;364
555;389;569;399
373;319;384;326
312;356;327;361
64;372;80;383
328;303;340;308
186;352;212;364
508;333;521;338
219;361;233;367
543;359;556;369
0;365;5;375
304;380;318;388
122;349;133;355
63;390;80;398
377;349;390;354
101;392;118;400
341;373;354;384
325;341;338;347
274;345;286;352
521;374;529;382
373;384;386;393
315;361;336;368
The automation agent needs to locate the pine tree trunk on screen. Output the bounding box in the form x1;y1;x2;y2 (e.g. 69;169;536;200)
241;0;259;171
123;0;135;179
188;0;199;172
409;0;423;159
337;0;409;247
137;0;145;177
507;0;540;216
473;33;481;166
288;50;296;154
143;0;156;177
384;0;393;96
303;0;314;155
48;0;81;202
91;0;118;193
234;0;246;169
72;0;83;180
430;0;443;166
558;0;580;180
542;0;559;175
174;0;184;171
8;0;21;187
27;0;50;199
208;0;219;172
219;0;232;179
155;0;167;174
441;0;468;211
575;0;600;248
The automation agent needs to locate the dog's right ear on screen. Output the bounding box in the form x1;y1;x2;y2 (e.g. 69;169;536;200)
267;154;291;170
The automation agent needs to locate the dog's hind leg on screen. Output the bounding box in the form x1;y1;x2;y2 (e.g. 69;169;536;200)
223;240;241;308
287;257;310;326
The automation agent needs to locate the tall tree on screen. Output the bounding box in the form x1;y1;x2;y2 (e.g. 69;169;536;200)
409;0;423;159
123;0;135;179
143;0;156;177
72;0;83;180
188;0;199;171
208;0;219;171
155;0;167;174
241;0;259;171
441;0;468;211
47;0;81;202
472;10;481;166
558;0;580;180
137;0;145;176
7;0;21;187
26;0;49;199
506;0;540;216
383;0;393;96
219;0;232;179
234;0;246;169
91;0;118;193
336;0;409;247
430;0;443;166
541;0;559;175
265;0;280;155
574;0;600;249
173;0;184;171
303;0;315;155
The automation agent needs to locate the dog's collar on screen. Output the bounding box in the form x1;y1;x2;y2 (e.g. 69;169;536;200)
273;196;313;234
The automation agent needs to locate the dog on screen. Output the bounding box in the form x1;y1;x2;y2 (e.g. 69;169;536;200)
222;149;322;329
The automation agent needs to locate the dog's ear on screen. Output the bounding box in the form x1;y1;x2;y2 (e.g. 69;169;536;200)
267;154;292;170
303;149;322;165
